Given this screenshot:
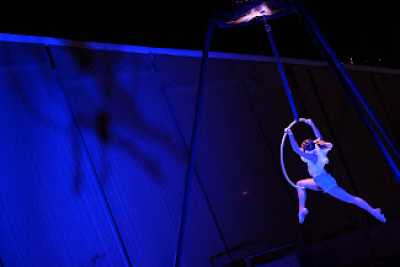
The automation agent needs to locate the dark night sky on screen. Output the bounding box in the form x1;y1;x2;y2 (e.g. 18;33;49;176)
1;1;399;68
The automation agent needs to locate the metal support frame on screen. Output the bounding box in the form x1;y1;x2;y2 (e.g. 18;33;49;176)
173;22;216;267
174;1;400;266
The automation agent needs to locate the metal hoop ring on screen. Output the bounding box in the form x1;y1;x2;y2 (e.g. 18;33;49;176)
280;118;310;189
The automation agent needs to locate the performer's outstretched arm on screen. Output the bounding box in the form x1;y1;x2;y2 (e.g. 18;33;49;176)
285;128;317;163
301;119;334;151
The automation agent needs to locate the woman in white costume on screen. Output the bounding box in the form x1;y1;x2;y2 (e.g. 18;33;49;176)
285;118;386;224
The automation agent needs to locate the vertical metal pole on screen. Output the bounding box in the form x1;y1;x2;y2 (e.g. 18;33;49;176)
263;17;300;121
296;1;400;179
173;22;215;267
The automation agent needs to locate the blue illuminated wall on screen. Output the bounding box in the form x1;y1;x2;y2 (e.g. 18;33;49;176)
0;36;400;267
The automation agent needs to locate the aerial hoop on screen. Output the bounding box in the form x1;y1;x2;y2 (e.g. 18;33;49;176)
280;118;311;189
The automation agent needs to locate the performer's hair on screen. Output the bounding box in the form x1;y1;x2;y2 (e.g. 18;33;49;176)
301;139;316;151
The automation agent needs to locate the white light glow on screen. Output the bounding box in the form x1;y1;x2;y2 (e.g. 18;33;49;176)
228;2;273;24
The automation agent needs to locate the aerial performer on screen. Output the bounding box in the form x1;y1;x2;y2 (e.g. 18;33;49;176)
284;118;386;224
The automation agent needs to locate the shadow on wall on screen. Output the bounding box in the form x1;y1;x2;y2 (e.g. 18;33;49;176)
64;46;187;193
11;43;187;195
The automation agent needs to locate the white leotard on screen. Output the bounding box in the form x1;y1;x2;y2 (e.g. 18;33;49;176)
301;145;332;177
